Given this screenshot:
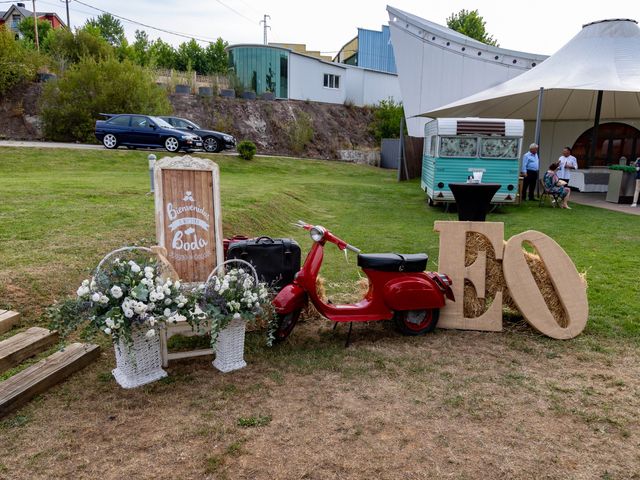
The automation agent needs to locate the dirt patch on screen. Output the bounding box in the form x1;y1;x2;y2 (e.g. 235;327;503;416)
1;322;638;479
0;82;43;140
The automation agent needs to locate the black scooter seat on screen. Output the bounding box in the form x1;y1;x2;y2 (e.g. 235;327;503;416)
357;253;428;272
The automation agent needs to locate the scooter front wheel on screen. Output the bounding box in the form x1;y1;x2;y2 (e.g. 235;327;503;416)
394;309;439;336
273;309;302;343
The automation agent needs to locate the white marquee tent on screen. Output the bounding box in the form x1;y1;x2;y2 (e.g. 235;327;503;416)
422;19;640;122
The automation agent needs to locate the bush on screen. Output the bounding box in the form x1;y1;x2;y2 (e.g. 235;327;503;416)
41;57;171;142
369;98;406;142
237;140;256;160
0;26;43;96
287;111;314;155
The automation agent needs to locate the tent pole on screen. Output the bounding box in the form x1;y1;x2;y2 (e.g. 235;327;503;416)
588;90;604;167
534;87;544;147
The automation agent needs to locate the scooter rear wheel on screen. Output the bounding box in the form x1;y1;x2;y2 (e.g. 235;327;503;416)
273;309;302;343
395;309;439;335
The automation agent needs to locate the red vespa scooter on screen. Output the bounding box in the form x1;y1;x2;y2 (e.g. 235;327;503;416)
272;221;455;345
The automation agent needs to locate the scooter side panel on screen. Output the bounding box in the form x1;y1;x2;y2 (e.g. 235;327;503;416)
273;283;308;314
383;277;446;311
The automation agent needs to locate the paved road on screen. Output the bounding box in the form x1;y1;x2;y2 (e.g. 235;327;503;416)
0;140;238;155
0;140;103;150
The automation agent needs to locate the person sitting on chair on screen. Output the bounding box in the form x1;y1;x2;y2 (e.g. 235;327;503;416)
543;162;571;209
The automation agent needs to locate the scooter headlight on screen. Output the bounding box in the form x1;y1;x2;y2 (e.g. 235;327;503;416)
310;226;325;242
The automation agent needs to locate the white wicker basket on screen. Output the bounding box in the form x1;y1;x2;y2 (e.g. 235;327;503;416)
206;259;257;374
212;317;247;373
112;325;168;388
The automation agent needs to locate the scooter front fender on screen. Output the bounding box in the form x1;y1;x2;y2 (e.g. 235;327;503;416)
273;283;308;314
383;276;446;311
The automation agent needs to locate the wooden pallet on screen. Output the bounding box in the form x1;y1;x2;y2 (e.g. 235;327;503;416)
0;343;100;417
0;327;59;374
0;310;20;335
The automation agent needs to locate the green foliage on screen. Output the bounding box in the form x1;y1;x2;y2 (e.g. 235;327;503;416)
40;57;171;142
175;39;204;72
148;38;176;69
287;111;314;155
131;29;151;66
17;17;52;46
237;140;257;160
0;26;41;95
369;98;406;142
84;13;126;47
236;415;272;427
608;165;637;173
446;9;499;46
204;38;229;74
42;26;113;69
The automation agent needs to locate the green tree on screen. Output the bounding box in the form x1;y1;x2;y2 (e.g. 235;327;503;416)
446;9;499;46
148;38;176;69
0;25;41;95
84;13;126;47
17;17;52;46
204;38;228;74
369;99;406;142
175;39;206;73
131;29;150;66
41;58;171;142
43;26;113;68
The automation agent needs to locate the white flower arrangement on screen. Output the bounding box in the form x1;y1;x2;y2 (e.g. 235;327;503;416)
49;256;198;348
194;268;271;348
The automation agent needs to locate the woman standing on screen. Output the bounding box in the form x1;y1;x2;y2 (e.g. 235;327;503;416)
543;162;571;209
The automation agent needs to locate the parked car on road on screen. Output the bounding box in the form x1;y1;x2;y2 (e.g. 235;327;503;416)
159;116;236;153
95;114;203;152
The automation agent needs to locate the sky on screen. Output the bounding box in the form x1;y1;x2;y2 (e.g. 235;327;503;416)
26;0;640;56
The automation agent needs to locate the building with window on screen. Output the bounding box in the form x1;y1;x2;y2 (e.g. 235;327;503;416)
227;44;401;107
0;2;66;38
334;26;397;74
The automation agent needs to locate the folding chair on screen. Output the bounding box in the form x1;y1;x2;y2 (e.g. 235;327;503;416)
538;178;561;207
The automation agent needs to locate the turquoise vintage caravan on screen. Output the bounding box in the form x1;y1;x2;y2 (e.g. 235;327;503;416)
422;118;524;204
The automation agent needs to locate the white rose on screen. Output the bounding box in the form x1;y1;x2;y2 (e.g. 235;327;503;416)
77;286;90;297
149;292;157;302
164;308;171;317
104;327;112;335
145;271;154;279
144;266;154;274
130;263;141;273
145;329;155;338
174;281;181;289
110;285;123;299
82;279;90;287
156;292;165;301
91;292;101;302
124;308;134;318
233;313;241;320
99;295;109;304
164;298;172;305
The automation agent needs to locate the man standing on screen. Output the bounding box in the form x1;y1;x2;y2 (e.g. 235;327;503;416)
521;143;540;201
558;146;578;185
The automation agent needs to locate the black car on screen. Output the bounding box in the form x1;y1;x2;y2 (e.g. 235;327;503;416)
95;114;203;152
160;116;236;153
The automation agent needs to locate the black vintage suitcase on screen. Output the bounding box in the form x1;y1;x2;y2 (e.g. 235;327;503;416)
226;236;301;291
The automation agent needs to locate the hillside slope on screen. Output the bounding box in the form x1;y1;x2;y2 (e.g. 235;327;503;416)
0;83;378;158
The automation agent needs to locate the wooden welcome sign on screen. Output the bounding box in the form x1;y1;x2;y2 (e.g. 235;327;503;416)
434;221;588;339
154;156;224;282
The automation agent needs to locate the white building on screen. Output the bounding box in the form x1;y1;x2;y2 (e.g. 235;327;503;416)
227;44;401;107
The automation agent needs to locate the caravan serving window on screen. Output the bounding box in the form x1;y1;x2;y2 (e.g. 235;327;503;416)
480;137;519;159
439;136;477;158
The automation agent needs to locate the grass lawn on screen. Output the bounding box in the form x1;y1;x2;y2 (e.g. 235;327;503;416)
0;147;639;479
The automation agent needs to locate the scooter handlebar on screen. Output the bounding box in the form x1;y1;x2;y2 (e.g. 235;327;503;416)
346;244;361;254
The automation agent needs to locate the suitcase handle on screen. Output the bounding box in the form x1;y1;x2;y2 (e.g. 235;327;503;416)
255;236;275;244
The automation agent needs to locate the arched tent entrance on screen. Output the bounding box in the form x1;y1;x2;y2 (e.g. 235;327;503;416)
572;122;640;167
